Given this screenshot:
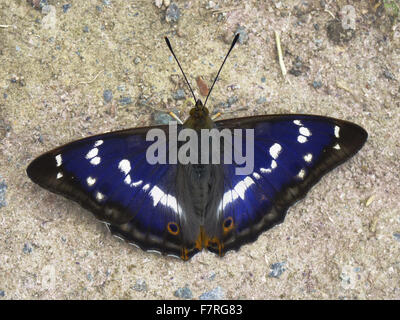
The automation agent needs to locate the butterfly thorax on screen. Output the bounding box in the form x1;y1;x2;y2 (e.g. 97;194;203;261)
183;100;215;130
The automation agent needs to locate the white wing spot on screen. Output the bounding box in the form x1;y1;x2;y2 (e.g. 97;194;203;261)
260;167;272;173
297;135;307;143
271;160;277;169
217;176;255;212
297;169;306;179
90;156;101;165
149;186;163;206
269;143;282;159
131;180;143;187
334;126;340;138
304;153;313;162
299;126;311;137
96;191;105;202
252;172;261;179
86;176;96;186
333;143;341;150
293;120;302;126
55;154;62;167
124;174;131;185
148;185;182;215
142;184;150;191
86;148;98;159
56;172;63;179
118;159;131;175
94;140;104;147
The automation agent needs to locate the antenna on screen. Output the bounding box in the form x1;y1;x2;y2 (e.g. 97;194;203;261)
204;33;239;107
165;37;197;103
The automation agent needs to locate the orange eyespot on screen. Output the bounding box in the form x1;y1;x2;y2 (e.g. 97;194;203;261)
167;222;180;235
222;217;234;233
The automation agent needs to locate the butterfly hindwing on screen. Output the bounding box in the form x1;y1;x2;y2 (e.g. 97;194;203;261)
27;125;200;259
206;114;367;256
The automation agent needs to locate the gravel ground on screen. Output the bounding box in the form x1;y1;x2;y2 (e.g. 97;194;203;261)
0;0;399;299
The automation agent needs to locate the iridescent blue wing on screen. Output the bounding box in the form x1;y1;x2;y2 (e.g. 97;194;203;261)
205;114;367;256
27;126;200;260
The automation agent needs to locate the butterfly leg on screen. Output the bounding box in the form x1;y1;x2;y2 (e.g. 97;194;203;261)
169;111;183;124
211;112;222;121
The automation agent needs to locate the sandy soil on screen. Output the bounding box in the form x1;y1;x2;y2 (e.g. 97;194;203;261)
0;0;399;299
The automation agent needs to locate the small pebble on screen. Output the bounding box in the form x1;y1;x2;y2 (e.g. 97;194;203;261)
166;3;180;23
383;70;395;81
23;243;33;254
312;80;323;89
393;233;400;242
134;57;141;64
40;0;49;8
314;39;323;46
268;262;286;278
199;286;224;300
196;76;209;96
261;76;266;83
103;90;113;103
102;0;111;5
154;0;162;8
289;56;309;77
119;96;132;106
87;273;93;281
138;95;149;106
41;4;51;14
217;13;225;22
0;177;7;208
208;272;216;281
235;25;249;44
133;279;147;292
227;96;238;106
0;290;4;297
218;102;230;109
256;96;267;104
206;1;216;9
62;4;71;13
173;89;186;100
174;285;193;299
30;0;48;9
83;26;89;33
153;112;173;125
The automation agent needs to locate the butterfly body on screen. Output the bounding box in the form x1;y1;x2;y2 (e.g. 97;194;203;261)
27;98;367;260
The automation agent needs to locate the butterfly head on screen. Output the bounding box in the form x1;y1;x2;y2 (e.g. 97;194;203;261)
191;99;208;115
184;99;214;129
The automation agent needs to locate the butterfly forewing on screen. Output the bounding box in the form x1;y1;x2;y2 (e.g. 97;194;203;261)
207;114;367;256
27;125;201;259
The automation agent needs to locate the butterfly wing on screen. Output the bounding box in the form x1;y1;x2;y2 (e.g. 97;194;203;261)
27;126;201;260
204;114;367;256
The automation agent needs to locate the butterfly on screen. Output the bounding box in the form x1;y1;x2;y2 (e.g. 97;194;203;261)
27;35;367;260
